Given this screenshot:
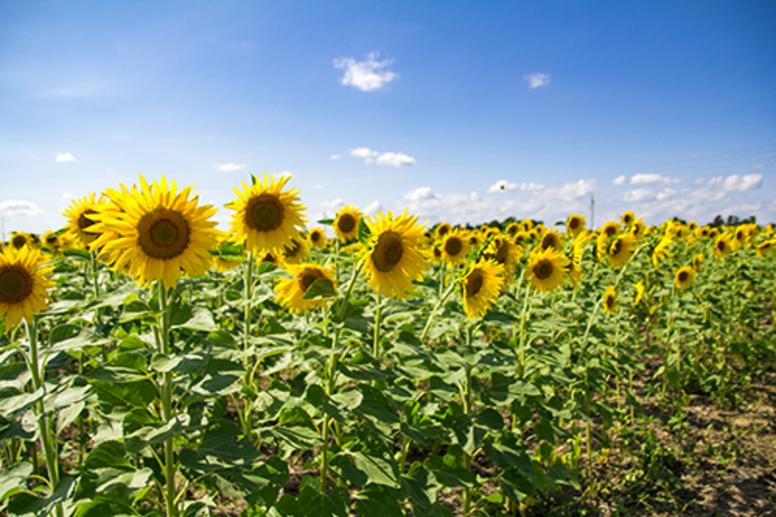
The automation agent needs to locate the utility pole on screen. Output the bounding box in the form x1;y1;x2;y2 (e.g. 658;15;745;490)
590;195;595;229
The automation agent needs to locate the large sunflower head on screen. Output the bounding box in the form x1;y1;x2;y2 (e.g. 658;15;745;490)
362;211;428;298
90;176;219;289
461;259;505;319
440;229;469;264
227;174;307;253
280;237;309;265
566;214;586;237
307;227;328;249
674;265;695;289
334;205;362;243
527;247;568;293
274;263;336;314
63;193;102;248
608;233;637;268
603;286;619;315
713;234;732;259
0;246;53;331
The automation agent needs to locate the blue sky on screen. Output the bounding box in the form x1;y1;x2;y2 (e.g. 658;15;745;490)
1;0;775;235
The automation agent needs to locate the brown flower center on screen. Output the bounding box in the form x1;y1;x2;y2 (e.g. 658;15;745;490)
569;218;579;230
533;260;553;280
465;270;484;298
77;209;98;232
11;235;27;249
678;271;689;283
299;268;325;292
137;208;191;260
444;237;463;257
542;234;558;250
605;225;617;237
0;266;33;304
283;239;302;258
610;238;622;256
246;194;284;232
337;213;356;234
371;231;404;272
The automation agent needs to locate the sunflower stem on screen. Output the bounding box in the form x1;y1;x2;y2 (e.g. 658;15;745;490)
243;253;254;365
158;286;178;517
420;280;458;343
90;251;100;299
516;284;533;379
24;318;63;517
373;292;382;360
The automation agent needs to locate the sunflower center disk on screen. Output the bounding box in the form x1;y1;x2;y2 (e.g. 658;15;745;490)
299;269;324;292
0;267;33;304
678;272;688;282
78;209;98;232
444;238;462;256
138;209;191;260
247;195;284;232
372;232;404;272
534;261;553;280
284;240;302;258
611;240;622;256
12;236;26;249
466;271;484;297
337;214;356;233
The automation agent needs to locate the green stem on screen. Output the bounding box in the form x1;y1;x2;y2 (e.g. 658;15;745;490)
420;280;458;342
517;284;533;378
90;252;101;299
243;253;254;364
158;286;177;517
373;293;382;360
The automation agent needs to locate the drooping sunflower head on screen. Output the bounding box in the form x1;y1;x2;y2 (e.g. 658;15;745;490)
63;193;103;248
274;263;336;314
10;232;30;250
280;237;309;265
461;259;505;319
756;239;775;257
566;214;586;237
0;246;53;331
674;265;695;289
603;286;618;314
713;234;732;259
435;222;452;239
227;174;307;253
527;247;568;293
362;211;429;298
607;233;637;268
440;229;469;264
632;281;644;307
630;219;646;239
602;221;620;238
334;205;362;243
307;227;328;249
620;211;636;227
91;176;219;289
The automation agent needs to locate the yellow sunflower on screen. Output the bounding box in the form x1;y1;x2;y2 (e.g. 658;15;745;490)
435;222;452;239
484;237;519;275
674;265;695;289
63;193;102;248
334;205;362;243
603;286;618;314
0;246;53;331
307;227;328;249
567;232;588;287
601;221;620;238
608;233;637;268
10;232;30;250
90;176;219;289
756;239;775;257
274;263;336;314
362;211;428;298
42;231;60;251
630;219;646;239
632;281;644;307
540;229;564;251
505;222;520;237
527;247;568;292
440;229;469;264
467;232;481;249
692;253;704;270
461;259;505;319
566;214;586;237
713;234;732;259
652;235;673;269
280;237;309;265
620;211;636;227
227;174;307;253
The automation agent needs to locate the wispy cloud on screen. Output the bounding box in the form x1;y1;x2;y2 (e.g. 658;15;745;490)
524;72;551;89
706;173;763;192
0;200;43;216
488;180;545;193
333;52;397;92
613;173;679;185
214;162;246;173
348;147;416;167
55;152;77;163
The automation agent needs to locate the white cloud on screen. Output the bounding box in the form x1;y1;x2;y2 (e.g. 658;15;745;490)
363;200;382;215
404;187;438;202
55;152;77;163
329;153;342;160
630;173;680;185
524;72;551;89
214;162;246;173
707;173;763;192
321;198;344;213
624;187;677;203
488;180;545;193
333;52;397;92
348;147;416;167
549;179;595;201
613;175;627;186
0;200;43;216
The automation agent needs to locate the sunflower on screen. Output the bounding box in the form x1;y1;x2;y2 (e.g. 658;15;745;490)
608;233;637;268
440;229;469;264
603;286;618;314
505;222;520;237
280;237;309;265
10;232;30;250
0;246;53;331
467;232;481;249
513;231;531;246
362;211;428;298
90;176;219;289
652;235;673;269
334;205;362;243
567;232;588;287
227;174;306;253
601;221;620;238
632;281;644;307
620;211;636;227
566;214;586;237
63;193;102;247
435;222;452;239
756;239;775;257
42;230;60;251
674;265;695;289
527;247;568;292
484;237;519;275
713;234;732;259
692;253;704;270
540;229;563;251
307;227;328;249
274;263;336;314
630;219;646;239
461;259;504;319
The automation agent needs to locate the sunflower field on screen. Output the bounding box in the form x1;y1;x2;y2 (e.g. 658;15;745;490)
0;174;774;516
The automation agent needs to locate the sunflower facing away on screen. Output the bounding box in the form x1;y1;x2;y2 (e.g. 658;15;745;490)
362;211;428;298
674;265;695;289
63;193;102;248
484;237;519;275
566;214;586;237
603;286;618;314
527;247;569;293
608;233;637;268
274;263;336;313
228;174;307;253
461;259;505;319
334;205;362;243
307;227;328;249
91;176;219;289
440;229;469;264
0;246;53;331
